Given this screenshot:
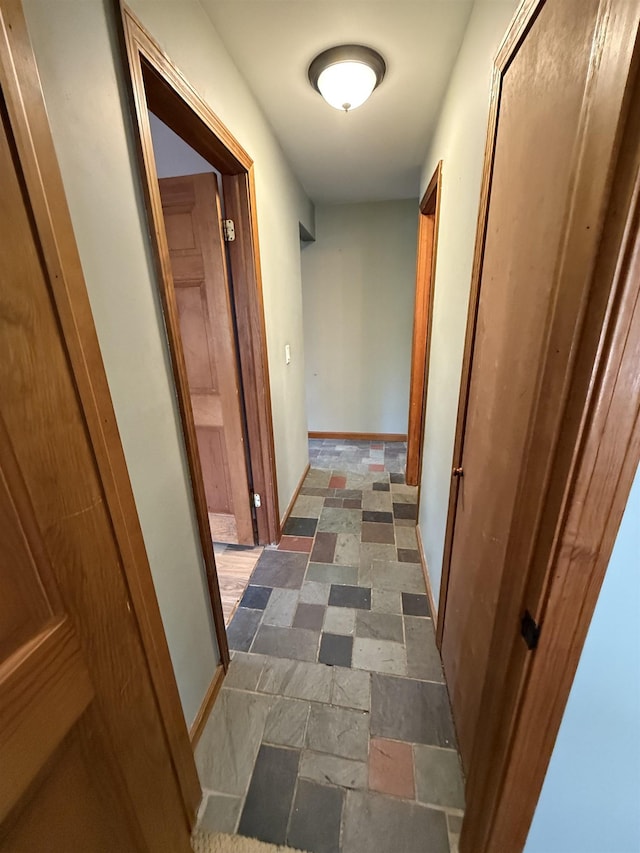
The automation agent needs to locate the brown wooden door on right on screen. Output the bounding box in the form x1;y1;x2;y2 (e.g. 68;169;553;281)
440;0;629;774
159;173;255;546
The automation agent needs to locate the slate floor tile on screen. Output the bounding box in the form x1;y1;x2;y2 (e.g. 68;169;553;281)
293;602;326;630
197;450;467;853
402;592;431;617
369;737;415;799
195;688;271;796
391;483;417;497
319;632;353;667
333;532;361;566
362;510;394;524
371;560;426;594
299;751;367;789
225;651;265;690
227;607;263;652
324;497;343;508
360;542;397;570
361;491;393;512
342;790;449;853
252;550;308;589
393;502;418;520
199;793;242;834
306;704;369;760
331;666;370;711
329;475;347;489
395;525;419;549
328;584;371;610
310;531;337;563
371;674;457;747
263;696;310;748
323;606;356;635
240;585;272;610
334;489;363;500
371;588;403;614
300;580;330;605
251;624;319;662
404;616;444;682
287;779;344;853
292;494;324;519
305;470;332;487
352;638;407;676
397;548;421;564
238;744;300;845
355;611;404;643
278;535;314;553
414;744;465;809
306;562;359;586
262;588;299;627
361;522;396;545
257;658;333;702
318;507;363;533
284;516;318;537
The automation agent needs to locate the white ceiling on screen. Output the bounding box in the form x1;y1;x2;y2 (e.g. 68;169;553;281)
200;0;474;204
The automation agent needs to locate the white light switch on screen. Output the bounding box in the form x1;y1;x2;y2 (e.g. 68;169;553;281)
285;344;291;365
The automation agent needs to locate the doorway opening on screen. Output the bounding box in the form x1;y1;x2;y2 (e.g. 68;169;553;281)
406;161;442;487
147;115;264;623
119;8;281;647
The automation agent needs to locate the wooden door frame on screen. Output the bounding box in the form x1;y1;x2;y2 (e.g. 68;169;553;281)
434;0;640;850
406;161;442;487
0;0;201;829
115;5;283;666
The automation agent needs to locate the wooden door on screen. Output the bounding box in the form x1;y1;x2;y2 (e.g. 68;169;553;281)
0;81;191;853
440;0;629;773
159;173;255;545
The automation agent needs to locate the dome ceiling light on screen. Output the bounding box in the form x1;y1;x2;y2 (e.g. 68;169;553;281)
308;45;386;113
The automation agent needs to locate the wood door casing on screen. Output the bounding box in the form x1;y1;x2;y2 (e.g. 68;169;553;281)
406;162;441;487
0;81;190;853
160;173;255;545
440;0;603;772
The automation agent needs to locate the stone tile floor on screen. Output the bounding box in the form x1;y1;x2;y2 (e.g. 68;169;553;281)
309;438;407;475
196;465;464;853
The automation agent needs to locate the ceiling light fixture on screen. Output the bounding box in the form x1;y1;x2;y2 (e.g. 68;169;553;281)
308;45;386;113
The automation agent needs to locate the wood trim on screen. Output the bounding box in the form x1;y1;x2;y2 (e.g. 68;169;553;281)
224;167;281;544
0;0;200;827
416;524;437;627
280;463;311;529
436;63;503;649
189;663;225;750
462;16;640;847
308;431;408;442
406;162;442;486
117;6;279;550
117;7;230;673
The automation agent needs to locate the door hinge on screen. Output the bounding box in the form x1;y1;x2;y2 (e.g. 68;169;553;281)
521;610;541;650
253;492;262;509
223;219;236;242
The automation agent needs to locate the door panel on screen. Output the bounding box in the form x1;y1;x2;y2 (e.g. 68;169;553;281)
440;0;601;772
159;173;254;545
0;85;190;851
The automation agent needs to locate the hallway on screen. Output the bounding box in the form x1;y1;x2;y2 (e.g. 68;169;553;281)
195;449;464;853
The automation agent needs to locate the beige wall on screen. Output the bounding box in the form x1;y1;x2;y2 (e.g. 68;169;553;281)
22;0;314;726
417;0;519;608
301;201;418;435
